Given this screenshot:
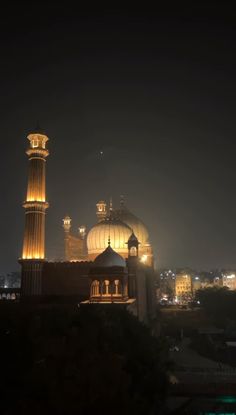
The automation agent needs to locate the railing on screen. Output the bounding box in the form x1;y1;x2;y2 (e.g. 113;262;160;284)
0;288;20;300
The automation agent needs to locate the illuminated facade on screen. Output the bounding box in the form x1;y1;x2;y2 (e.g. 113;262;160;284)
22;131;49;259
175;273;192;298
19;130;156;322
62;216;87;261
20;130;49;295
222;273;236;290
63;198;153;266
87;214;132;260
89;244;129;303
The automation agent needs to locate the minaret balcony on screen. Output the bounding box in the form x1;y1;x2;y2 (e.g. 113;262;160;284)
23;200;49;210
26;148;49;158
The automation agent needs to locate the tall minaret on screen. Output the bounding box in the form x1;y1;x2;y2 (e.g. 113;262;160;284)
63;215;71;261
20;128;49;296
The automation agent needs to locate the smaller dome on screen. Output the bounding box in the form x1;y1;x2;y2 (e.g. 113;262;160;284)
94;245;126;267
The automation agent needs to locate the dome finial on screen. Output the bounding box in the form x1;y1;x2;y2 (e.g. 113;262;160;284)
109;196;113;212
108;220;111;245
32;120;44;134
120;194;125;208
93;245;126;267
63;215;71;232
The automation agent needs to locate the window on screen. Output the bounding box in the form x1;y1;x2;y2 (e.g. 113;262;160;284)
130;246;137;256
32;139;39;148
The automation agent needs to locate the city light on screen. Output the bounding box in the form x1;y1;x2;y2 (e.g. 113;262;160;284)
227;274;235;279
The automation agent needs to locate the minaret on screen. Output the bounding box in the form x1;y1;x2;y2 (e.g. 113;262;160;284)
96;200;107;222
20;128;49;296
78;225;86;240
120;194;125;209
127;231;140;258
63;215;71;261
127;232;140;298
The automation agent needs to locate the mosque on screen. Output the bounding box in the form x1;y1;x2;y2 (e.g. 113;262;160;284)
19;129;156;322
63;198;153;266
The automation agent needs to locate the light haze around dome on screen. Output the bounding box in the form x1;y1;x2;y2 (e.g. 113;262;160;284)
115;205;149;246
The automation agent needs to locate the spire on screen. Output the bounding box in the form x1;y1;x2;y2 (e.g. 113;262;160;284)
128;230;139;243
96;200;107;222
127;230;139;258
109;196;113;212
63;215;71;232
78;225;86;239
120;194;125;208
32;120;44;135
108;219;111;246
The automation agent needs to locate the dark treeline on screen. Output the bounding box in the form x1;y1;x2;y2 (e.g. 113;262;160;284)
0;304;169;415
196;286;236;320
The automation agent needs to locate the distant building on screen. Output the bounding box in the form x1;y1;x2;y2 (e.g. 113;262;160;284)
175;273;192;302
213;276;222;287
158;269;176;300
192;276;201;294
222;273;236;290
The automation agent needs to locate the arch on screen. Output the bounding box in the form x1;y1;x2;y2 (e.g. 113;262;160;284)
114;279;122;296
130;246;137;256
90;280;100;297
102;280;110;296
31;139;39;148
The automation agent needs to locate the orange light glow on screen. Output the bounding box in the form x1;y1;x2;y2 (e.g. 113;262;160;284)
22;131;49;262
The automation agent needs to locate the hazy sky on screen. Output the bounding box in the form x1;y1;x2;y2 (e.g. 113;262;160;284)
1;3;236;273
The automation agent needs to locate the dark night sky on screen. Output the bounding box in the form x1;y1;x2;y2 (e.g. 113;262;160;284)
1;3;236;273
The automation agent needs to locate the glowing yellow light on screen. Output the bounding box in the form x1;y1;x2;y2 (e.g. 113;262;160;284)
63;216;71;232
32;140;39;148
26;197;46;202
79;225;86;239
227;274;236;279
141;254;148;263
63;217;71;226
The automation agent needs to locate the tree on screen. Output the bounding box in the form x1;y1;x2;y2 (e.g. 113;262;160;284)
0;304;170;415
196;286;236;319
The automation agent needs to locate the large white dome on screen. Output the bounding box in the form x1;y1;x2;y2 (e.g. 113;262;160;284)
115;206;149;246
87;216;132;259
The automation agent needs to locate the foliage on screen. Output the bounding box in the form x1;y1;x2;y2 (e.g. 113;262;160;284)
196;286;236;320
0;303;169;415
